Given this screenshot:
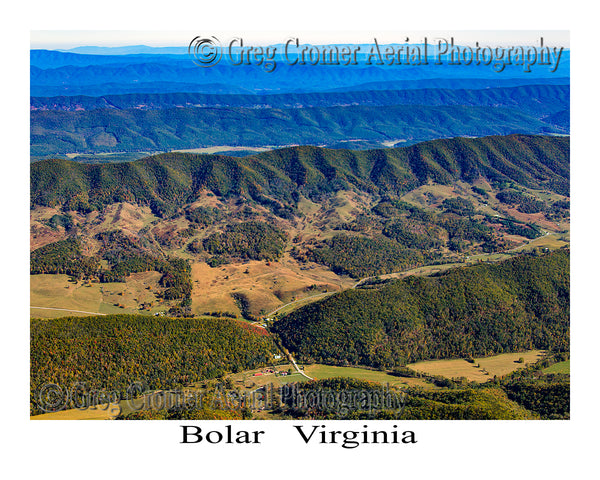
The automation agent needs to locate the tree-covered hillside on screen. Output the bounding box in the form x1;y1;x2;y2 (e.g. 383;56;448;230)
30;315;276;415
31;103;568;156
272;250;569;368
31;135;570;217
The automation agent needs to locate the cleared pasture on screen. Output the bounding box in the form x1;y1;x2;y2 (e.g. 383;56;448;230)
30;403;121;420
303;364;433;389
190;257;351;317
542;360;570;374
407;350;545;383
30;272;169;317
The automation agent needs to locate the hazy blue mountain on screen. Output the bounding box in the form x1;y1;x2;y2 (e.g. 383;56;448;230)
31;48;570;96
327;77;569;92
30;49;188;69
31;85;569;116
30;82;258;97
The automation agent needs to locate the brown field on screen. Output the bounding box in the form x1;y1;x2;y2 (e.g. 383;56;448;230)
30;182;569;321
30;272;171;318
84;203;158;238
30;206;68;250
401;182;487;211
190;255;353;317
171;145;275;154
401;182;570;238
407;350;545;382
31;403;121;420
499;206;561;231
510;232;570;252
269;291;336;317
292;190;376;241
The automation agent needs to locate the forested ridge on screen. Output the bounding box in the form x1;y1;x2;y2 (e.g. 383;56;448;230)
30;315;276;416
31;135;570;217
31;84;569;113
30;104;569;158
277;378;535;420
272;250;569;368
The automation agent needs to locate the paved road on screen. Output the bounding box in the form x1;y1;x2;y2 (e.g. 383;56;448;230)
266;291;333;318
30;306;106;316
266;235;556;319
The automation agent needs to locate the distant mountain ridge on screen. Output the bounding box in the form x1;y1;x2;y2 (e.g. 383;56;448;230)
30;77;570;97
31;48;570;96
31;84;569;115
30;103;569;156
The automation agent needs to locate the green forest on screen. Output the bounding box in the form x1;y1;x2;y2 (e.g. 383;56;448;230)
202;221;287;262
30;238;99;279
276;377;535;420
30;103;568;156
31;135;570;218
306;234;428;278
30;315;276;416
273;250;569;367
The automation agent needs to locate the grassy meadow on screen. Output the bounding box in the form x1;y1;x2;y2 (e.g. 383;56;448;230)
407;350;545;382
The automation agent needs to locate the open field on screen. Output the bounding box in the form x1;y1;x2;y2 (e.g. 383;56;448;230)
61;151;162;163
303;364;433;389
30;307;106;318
401;182;474;210
171;145;275;155
190;256;353;317
407;350;545;383
509;231;570;253
356;255;510;286
543;360;570;374
30;202;159;252
278;373;312;384
269;292;336;317
226;362;435;391
30;272;172;318
30;403;121;420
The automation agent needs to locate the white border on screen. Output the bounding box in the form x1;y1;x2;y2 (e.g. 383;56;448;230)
5;1;598;477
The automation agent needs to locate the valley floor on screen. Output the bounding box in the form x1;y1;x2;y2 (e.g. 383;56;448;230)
30;349;549;420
